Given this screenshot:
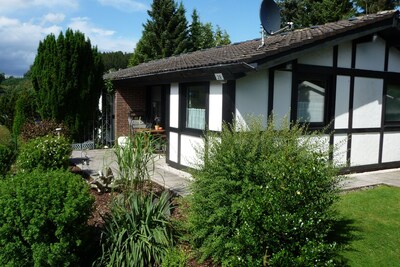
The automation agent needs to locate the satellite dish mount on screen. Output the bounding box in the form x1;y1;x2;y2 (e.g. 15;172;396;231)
259;0;293;47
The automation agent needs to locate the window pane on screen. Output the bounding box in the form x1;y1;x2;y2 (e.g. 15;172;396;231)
386;84;400;122
186;85;206;130
297;80;326;123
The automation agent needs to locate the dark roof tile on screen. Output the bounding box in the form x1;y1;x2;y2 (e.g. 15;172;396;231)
106;11;398;80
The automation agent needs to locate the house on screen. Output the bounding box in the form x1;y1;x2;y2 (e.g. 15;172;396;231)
105;10;400;173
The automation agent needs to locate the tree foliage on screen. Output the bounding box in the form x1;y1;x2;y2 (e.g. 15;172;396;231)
353;0;400;14
277;0;355;28
0;72;5;84
129;0;190;66
129;1;231;66
31;29;104;141
101;51;132;72
278;0;399;28
0;77;32;130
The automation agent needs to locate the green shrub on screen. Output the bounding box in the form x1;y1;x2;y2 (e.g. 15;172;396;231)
16;135;71;172
161;247;188;267
188;118;341;266
96;191;174;267
0;144;14;176
0;125;12;147
0;169;94;266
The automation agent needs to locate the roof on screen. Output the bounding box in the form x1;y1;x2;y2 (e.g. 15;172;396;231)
106;10;400;82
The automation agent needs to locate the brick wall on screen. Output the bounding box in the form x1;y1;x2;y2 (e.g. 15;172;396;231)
114;85;147;139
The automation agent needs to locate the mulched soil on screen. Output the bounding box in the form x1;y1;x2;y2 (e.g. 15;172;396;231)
70;164;219;267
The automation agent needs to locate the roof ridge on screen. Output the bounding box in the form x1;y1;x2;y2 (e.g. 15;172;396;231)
105;10;398;81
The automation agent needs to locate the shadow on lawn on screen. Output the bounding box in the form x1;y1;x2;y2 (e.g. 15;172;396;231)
328;217;363;266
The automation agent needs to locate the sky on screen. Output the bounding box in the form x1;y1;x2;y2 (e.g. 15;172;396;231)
0;0;263;77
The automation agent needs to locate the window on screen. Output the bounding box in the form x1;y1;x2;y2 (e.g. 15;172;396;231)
297;79;327;124
184;84;208;130
385;83;400;122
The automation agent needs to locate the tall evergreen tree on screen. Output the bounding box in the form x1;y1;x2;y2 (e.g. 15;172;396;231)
353;0;400;14
277;0;355;28
214;25;231;46
188;10;231;51
129;0;189;66
130;1;231;66
189;9;203;51
31;29;104;141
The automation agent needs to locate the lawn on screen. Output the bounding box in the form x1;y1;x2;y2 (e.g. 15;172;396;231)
336;186;400;267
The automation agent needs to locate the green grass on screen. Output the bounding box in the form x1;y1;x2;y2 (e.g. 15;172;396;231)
336;186;400;267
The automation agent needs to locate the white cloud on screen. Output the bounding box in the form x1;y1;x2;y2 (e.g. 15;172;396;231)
68;17;136;52
0;0;78;13
97;0;148;13
69;17;115;36
42;13;66;24
0;14;136;76
0;16;62;76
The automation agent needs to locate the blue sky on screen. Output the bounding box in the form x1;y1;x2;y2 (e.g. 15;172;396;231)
0;0;262;77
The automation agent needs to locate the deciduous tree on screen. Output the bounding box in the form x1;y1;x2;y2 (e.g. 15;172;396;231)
277;0;355;28
353;0;400;14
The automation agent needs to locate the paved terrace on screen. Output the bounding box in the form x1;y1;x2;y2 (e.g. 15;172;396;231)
71;149;400;196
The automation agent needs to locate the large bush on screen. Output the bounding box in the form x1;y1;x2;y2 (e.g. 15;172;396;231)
0;125;12;147
16;135;71;172
188;118;341;266
0;144;14;177
0;169;94;266
96;192;174;267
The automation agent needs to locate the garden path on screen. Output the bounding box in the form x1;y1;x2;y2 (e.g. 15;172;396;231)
71;149;400;196
70;149;192;196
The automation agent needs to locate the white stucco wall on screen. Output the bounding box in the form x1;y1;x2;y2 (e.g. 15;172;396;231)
382;132;400;163
335;75;351;129
333;134;348;167
388;47;400;73
169;83;179;128
272;70;292;126
298;46;333;66
352;77;383;129
208;81;223;131
338;42;352;68
180;135;203;168
355;36;385;71
235;70;268;127
169;131;179;163
351;133;380;166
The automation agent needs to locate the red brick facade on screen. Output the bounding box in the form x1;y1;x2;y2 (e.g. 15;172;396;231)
114;85;147;138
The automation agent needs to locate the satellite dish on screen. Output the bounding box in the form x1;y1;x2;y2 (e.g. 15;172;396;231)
260;0;281;35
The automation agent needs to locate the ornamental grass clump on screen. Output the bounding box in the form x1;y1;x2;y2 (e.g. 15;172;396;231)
0;169;94;266
16;135;71;173
114;132;157;191
96;191;174;267
188;118;341;266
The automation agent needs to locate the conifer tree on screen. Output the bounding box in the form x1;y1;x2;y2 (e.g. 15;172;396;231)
189;9;203;51
214;25;231;46
31;29;104;141
129;1;231;66
129;0;189;66
201;23;215;49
